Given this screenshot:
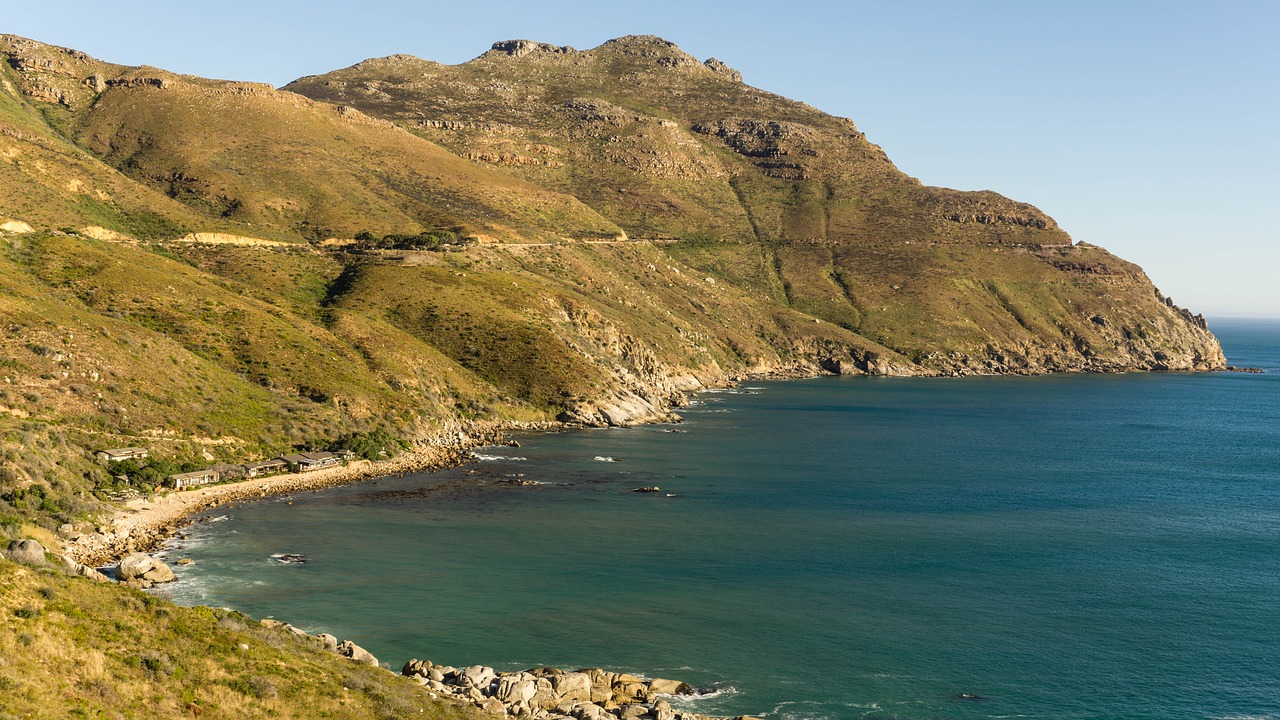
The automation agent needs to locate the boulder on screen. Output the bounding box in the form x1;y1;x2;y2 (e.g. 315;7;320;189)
458;664;496;690
619;705;648;720
402;658;432;677
649;678;695;696
530;677;560;710
568;702;613;720
74;563;111;582
259;619;289;631
5;539;46;565
495;673;538;705
650;700;675;720
612;681;651;705
336;640;379;666
480;697;506;714
116;553;176;584
317;633;339;652
552;672;593;704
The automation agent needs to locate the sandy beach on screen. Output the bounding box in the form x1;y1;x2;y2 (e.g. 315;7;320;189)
67;443;473;567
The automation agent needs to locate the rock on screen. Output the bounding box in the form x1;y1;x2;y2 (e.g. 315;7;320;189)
619;705;648;720
648;678;694;696
116;553;176;584
612;679;650;705
495;673;538;704
402;658;433;677
259;619;289;631
5;539;46;565
480;696;506;714
567;702;613;720
428;668;445;682
552;672;593;703
530;677;560;710
0;220;34;234
175;557;195;565
336;639;379;666
650;700;675;720
54;553;110;582
74;563;110;582
458;664;496;690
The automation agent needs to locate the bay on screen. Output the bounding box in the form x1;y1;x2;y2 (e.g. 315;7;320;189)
161;319;1280;720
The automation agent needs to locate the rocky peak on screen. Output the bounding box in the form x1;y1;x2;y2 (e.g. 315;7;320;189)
485;40;576;59
594;35;700;64
703;57;743;82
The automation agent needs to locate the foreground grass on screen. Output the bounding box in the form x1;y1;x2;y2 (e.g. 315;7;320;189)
0;558;480;720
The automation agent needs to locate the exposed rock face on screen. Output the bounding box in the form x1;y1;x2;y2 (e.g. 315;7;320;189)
115;553;176;585
703;58;743;82
0;219;34;234
5;539;46;565
487;40;576;59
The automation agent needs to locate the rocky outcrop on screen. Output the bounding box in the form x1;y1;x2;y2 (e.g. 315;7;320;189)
486;40;577;59
401;660;718;720
702;58;742;82
337;639;380;666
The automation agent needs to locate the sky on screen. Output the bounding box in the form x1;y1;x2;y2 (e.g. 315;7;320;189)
7;0;1278;317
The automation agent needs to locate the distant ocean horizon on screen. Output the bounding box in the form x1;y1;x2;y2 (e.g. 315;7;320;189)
161;317;1280;720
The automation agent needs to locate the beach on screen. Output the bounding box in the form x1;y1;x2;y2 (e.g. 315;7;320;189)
64;420;546;568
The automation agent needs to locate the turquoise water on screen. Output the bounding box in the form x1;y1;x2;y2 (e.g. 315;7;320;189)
162;319;1280;720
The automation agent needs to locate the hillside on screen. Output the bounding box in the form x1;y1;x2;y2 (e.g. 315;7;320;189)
0;30;1225;518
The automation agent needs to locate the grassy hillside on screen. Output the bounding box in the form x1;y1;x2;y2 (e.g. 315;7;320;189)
0;557;481;719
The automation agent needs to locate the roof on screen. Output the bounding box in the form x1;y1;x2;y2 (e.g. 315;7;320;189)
245;459;288;469
101;447;148;455
280;452;338;464
170;469;219;480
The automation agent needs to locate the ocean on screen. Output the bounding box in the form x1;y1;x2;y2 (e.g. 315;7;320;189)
160;318;1280;720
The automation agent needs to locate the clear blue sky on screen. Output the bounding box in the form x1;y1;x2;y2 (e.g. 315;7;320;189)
7;0;1277;317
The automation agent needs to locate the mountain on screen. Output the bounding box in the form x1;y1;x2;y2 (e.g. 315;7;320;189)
285;36;1222;375
0;33;1223;521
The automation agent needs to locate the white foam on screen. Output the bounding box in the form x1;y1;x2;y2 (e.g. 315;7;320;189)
207;515;230;522
593;456;617;462
471;453;526;461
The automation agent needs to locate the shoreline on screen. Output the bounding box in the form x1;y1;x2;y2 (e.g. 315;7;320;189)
65;421;557;568
66;358;1247;570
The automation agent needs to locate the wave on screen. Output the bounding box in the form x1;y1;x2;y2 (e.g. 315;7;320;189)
471;453;526;461
593;456;617;462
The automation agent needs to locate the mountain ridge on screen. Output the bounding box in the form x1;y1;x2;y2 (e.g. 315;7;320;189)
0;32;1225;522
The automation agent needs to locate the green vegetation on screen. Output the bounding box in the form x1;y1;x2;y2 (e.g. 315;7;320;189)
0;558;482;720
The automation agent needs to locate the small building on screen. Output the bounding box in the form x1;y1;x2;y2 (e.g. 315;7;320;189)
244;459;288;478
97;447;149;463
279;451;341;473
169;469;221;489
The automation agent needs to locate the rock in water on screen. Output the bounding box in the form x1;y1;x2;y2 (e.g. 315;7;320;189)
5;539;47;565
116;553;177;585
649;678;695;695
